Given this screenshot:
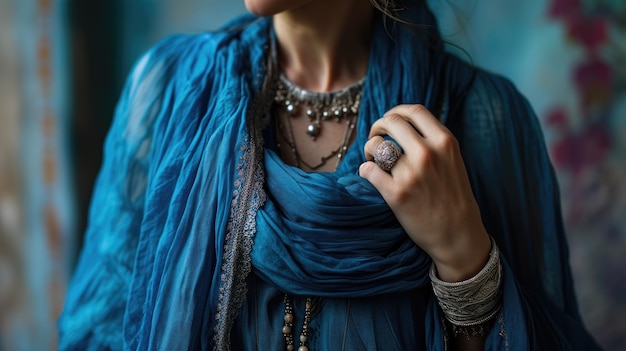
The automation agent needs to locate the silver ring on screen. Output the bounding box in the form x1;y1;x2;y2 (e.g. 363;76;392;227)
374;140;402;172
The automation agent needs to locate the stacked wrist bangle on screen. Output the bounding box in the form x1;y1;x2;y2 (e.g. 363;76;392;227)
429;236;503;339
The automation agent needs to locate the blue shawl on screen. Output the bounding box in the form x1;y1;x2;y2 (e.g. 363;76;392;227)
59;4;600;351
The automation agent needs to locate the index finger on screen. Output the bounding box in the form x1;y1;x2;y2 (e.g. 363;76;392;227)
382;104;448;139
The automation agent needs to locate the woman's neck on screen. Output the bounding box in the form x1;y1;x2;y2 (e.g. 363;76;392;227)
273;0;374;92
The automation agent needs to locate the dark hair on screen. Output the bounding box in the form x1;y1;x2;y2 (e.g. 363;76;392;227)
370;0;414;25
370;0;399;18
369;0;441;42
370;0;473;64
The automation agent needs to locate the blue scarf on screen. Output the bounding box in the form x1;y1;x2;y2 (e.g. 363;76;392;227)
59;4;601;351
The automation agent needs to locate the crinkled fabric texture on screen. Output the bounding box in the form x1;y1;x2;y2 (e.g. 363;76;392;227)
58;5;600;351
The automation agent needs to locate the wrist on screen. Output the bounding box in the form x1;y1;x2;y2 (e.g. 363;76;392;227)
431;226;491;283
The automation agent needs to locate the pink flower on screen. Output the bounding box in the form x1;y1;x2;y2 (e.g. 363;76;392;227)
548;0;581;20
548;0;608;50
546;107;569;128
547;105;612;175
574;57;613;111
566;16;609;50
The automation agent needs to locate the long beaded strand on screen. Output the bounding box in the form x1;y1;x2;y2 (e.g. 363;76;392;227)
282;294;295;351
283;294;313;351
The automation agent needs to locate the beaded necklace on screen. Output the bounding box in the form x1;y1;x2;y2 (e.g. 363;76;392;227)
282;295;313;351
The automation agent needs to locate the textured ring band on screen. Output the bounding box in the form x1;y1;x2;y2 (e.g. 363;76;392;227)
374;140;402;172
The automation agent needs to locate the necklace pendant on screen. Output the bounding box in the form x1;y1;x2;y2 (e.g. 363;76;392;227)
286;105;295;115
285;101;297;116
333;109;342;121
306;123;320;139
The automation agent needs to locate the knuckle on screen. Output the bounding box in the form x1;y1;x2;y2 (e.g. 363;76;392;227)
364;136;386;159
438;132;459;151
398;185;413;200
414;147;435;168
363;140;376;158
390;186;411;205
408;104;429;116
382;113;403;125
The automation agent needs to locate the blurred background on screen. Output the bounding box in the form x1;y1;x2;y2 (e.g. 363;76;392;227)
0;0;624;350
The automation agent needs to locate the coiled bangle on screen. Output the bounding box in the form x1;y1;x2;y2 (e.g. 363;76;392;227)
429;236;503;337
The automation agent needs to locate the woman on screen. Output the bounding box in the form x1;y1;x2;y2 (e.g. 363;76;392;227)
59;0;601;350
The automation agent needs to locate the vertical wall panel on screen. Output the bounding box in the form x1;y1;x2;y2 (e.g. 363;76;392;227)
0;0;74;350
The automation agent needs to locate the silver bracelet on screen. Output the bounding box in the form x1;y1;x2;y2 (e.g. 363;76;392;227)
429;236;503;327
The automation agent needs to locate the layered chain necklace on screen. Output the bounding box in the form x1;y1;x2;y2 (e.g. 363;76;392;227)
274;73;365;170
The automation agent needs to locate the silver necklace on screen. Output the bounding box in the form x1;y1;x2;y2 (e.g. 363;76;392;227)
274;73;365;140
276;108;357;171
274;74;364;170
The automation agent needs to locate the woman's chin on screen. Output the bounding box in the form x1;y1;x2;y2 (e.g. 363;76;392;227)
244;0;310;17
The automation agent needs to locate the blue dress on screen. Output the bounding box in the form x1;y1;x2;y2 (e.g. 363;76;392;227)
58;4;601;350
232;274;433;350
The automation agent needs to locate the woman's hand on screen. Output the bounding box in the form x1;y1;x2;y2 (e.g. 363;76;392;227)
359;104;491;282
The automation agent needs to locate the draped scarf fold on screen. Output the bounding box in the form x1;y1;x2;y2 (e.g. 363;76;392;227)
253;151;432;296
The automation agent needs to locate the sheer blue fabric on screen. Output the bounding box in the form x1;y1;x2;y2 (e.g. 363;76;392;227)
58;4;600;351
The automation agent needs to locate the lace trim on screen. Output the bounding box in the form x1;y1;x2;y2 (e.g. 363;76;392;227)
213;134;266;351
212;47;275;349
